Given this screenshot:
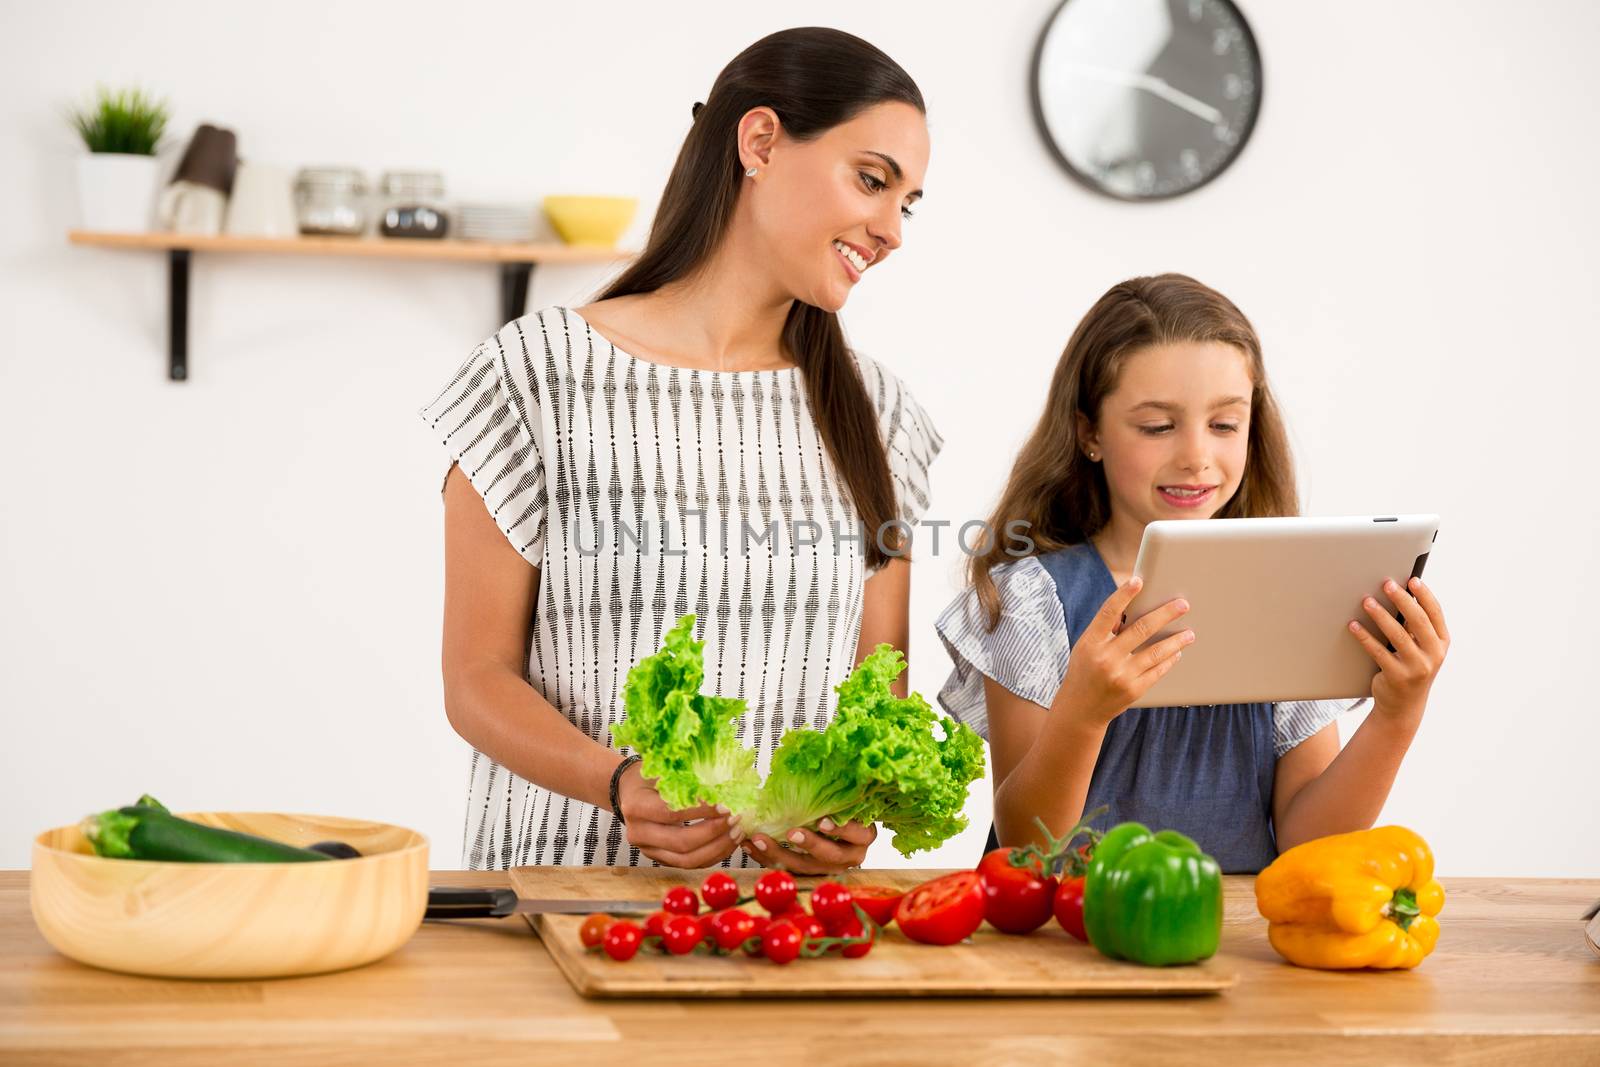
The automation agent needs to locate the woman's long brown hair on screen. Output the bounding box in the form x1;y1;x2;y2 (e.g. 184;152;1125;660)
597;27;923;570
970;273;1299;629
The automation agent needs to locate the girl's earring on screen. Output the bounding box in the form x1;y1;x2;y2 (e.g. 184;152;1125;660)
745;166;758;178
1087;451;1099;461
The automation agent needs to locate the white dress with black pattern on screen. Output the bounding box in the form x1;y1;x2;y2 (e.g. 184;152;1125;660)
419;307;942;868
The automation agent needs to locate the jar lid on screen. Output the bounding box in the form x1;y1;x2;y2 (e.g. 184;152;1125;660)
379;170;446;197
295;167;368;193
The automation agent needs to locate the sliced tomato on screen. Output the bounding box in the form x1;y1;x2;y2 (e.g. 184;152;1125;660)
849;884;905;928
977;847;1058;935
894;871;986;946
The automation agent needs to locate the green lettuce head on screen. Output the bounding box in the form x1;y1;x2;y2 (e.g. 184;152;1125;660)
609;615;760;813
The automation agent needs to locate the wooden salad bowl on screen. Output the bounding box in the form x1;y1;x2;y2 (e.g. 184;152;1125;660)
31;812;429;979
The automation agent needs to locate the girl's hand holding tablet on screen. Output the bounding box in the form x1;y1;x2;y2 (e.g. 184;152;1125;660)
1060;576;1196;728
1349;576;1451;723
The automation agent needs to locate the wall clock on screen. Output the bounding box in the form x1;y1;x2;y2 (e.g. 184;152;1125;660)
1031;0;1263;200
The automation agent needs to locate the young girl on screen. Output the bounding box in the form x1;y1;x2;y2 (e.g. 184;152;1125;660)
935;274;1449;872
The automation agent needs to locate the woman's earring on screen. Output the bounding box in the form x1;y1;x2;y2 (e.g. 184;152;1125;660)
1087;451;1099;461
745;166;758;178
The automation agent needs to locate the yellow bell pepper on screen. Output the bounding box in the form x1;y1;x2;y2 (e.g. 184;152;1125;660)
1255;825;1444;969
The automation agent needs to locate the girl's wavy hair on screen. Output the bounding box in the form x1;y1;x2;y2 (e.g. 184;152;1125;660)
969;273;1298;630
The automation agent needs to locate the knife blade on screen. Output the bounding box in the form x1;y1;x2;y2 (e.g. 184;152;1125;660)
424;886;658;920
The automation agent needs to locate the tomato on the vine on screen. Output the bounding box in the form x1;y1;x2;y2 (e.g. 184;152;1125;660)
795;913;827;942
977;847;1058;935
754;870;798;914
708;908;756;953
661;914;704;955
1054;875;1088;942
662;886;700;916
741;913;772;957
578;912;615;949
701;871;740;910
809;882;855;928
761;920;804;964
602;920;643;961
828;913;877;959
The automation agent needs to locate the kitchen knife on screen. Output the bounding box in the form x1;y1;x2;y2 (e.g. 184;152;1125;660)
424;885;658;920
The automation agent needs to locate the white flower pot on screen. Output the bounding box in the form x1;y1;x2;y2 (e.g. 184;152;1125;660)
77;152;161;232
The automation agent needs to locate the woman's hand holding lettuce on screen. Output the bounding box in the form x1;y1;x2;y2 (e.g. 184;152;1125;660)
611;615;985;868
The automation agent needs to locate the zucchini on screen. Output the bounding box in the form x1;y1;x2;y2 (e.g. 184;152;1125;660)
80;806;332;863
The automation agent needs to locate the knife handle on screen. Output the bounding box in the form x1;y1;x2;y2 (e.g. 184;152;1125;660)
425;886;516;920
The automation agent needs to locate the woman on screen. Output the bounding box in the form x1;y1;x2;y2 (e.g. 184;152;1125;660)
418;27;940;873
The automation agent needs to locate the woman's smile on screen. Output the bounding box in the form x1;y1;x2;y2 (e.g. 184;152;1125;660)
832;239;873;282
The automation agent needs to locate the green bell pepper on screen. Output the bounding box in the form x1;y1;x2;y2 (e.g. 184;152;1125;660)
1082;822;1222;966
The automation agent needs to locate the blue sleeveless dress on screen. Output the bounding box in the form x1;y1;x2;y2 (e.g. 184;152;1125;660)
954;542;1295;874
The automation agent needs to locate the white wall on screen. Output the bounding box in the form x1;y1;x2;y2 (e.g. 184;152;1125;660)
3;0;1595;876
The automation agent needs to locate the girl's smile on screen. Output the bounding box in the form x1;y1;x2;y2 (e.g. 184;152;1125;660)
1157;484;1218;509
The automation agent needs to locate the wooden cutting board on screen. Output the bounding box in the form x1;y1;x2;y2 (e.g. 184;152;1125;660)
510;866;1238;999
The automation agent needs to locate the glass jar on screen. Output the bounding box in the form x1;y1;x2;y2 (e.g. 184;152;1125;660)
378;170;449;239
293;167;368;236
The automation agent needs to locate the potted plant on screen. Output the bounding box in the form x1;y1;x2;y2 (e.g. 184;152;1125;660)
69;86;170;232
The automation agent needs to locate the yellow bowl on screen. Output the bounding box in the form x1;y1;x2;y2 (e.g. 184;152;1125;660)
31;811;429;979
542;195;637;248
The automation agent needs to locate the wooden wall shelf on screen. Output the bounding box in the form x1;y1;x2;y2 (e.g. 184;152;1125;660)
68;230;634;381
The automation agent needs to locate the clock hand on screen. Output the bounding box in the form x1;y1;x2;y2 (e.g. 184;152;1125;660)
1061;63;1225;126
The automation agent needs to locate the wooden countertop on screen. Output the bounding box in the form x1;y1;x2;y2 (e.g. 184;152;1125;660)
3;869;1597;1066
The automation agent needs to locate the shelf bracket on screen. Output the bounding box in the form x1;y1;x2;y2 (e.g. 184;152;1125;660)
158;252;539;383
169;249;190;381
500;261;534;327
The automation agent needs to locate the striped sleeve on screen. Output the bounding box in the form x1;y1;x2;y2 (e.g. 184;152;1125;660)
417;329;549;566
1273;697;1369;757
855;351;943;531
934;557;1070;739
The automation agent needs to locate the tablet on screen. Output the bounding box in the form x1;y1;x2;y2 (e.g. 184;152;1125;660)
1122;515;1439;708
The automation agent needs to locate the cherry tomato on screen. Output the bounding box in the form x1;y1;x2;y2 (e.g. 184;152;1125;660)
773;901;810;924
754;870;798;914
662;913;704;955
895;871;987;946
602;920;643;961
1053;875;1088;942
578;912;615;949
796;914;827;942
701;871;740;910
809;882;855;928
741;913;772;957
828;913;877;959
643;909;669;944
848;885;905;928
662;886;701;916
708;908;756;953
977;847;1058;935
762;920;804;965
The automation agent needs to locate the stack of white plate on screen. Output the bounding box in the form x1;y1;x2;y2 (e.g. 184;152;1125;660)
456;202;536;243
